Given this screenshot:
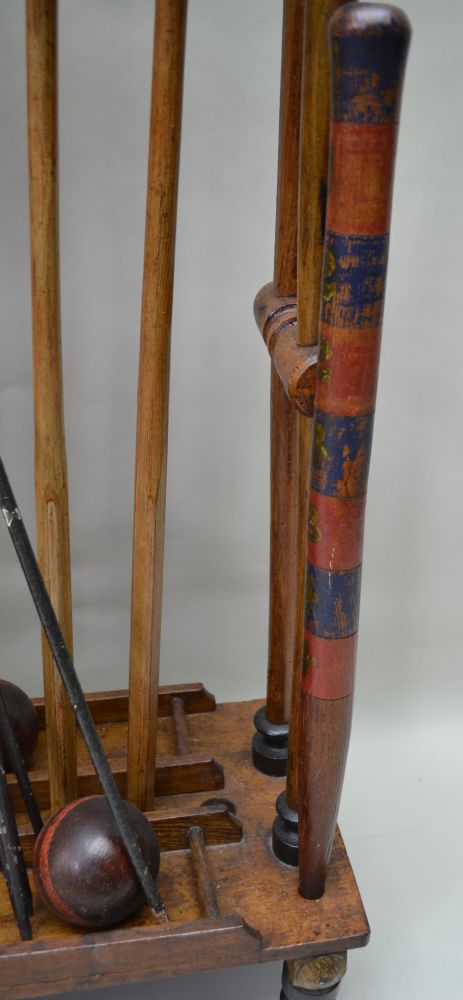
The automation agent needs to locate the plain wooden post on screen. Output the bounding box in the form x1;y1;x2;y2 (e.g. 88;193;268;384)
286;0;348;812
251;0;304;777
127;0;187;811
26;0;77;812
268;0;304;722
272;0;348;863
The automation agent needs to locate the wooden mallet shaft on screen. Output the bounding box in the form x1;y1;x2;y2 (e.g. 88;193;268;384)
0;690;43;837
127;0;187;812
26;0;77;812
298;2;410;899
0;744;32;940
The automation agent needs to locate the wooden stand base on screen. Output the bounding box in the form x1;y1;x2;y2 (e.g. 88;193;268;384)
0;686;369;999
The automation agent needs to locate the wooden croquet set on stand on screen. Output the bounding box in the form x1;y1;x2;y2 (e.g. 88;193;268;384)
0;1;410;997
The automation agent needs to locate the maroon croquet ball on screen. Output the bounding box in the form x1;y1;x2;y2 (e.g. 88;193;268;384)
0;679;39;770
32;795;161;928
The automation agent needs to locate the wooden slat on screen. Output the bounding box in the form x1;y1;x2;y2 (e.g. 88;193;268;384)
18;804;242;864
7;754;224;815
0;917;260;1000
33;684;216;729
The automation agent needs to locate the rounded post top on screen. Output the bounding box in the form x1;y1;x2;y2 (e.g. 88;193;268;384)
330;3;411;40
328;3;411;125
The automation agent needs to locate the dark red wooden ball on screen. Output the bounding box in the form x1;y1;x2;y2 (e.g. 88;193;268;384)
32;795;161;928
0;679;39;770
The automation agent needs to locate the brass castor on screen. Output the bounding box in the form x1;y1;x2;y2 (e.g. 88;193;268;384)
280;954;347;999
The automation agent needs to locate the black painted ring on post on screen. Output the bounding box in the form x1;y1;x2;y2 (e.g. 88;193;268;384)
272;790;299;867
252;706;289;776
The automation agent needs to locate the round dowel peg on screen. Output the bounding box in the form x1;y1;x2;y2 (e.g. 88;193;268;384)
252;706;288;776
33;795;161;928
0;680;39;771
272;790;298;867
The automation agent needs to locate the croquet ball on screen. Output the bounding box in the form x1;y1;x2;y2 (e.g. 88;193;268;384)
32;795;161;928
0;679;39;770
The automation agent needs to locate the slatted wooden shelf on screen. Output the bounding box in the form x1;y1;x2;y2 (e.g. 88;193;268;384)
0;691;369;999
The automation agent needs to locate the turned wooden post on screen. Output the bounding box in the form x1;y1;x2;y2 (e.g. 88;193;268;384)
272;0;348;863
273;0;344;864
26;0;77;811
127;0;187;810
252;0;304;777
287;0;347;808
298;2;410;898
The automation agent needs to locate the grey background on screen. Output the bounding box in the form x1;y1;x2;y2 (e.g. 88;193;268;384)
0;1;462;998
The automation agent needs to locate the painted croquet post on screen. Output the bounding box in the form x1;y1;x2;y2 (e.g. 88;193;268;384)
298;3;411;899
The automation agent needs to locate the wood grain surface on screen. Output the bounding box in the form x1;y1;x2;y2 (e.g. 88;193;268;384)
0;699;369;998
298;2;411;898
26;0;77;812
265;0;304;725
33;684;216;729
287;0;348;813
127;0;187;810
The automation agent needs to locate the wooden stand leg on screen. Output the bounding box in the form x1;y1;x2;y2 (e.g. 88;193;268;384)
252;0;303;777
127;0;187;811
26;0;77;812
281;955;347;1000
298;6;410;898
272;0;344;862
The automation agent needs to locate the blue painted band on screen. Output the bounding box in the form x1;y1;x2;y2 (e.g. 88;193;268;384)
311;409;374;499
305;564;362;639
321;232;389;329
331;26;409;124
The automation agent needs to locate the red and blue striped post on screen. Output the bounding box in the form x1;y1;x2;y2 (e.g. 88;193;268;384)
298;3;411;899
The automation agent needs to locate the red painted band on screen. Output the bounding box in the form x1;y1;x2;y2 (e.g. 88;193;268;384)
317;324;381;417
33;796;98;928
308;489;366;571
326;122;397;236
302;632;357;698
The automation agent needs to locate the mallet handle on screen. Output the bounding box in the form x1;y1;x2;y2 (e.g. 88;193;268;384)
127;0;187;811
0;746;32;940
0;690;43;836
26;0;77;811
298;2;410;899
